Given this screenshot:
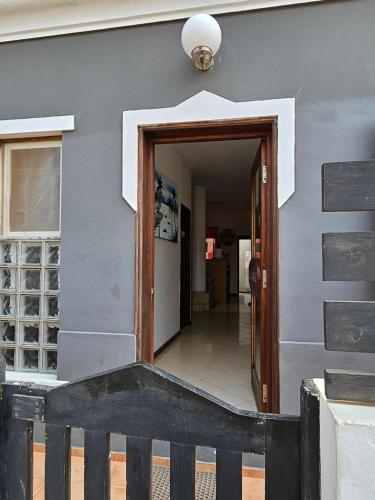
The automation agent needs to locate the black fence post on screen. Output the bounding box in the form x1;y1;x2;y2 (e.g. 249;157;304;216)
0;375;35;500
300;379;320;500
265;415;301;500
0;357;7;499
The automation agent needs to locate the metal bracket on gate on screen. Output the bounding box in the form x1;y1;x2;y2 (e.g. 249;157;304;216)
11;394;45;423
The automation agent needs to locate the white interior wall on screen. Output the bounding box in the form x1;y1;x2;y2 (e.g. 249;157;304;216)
154;144;191;352
206;209;251;294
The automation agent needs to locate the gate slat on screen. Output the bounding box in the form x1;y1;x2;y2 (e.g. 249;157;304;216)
300;380;321;500
7;419;33;500
126;436;152;500
216;449;242;500
265;417;301;500
45;424;71;500
84;430;110;500
170;443;195;500
323;232;375;281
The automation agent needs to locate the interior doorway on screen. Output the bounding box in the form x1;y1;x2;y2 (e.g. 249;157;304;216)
238;236;251;294
136;118;279;412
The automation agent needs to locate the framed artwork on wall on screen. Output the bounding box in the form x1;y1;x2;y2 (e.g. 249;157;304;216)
154;171;178;242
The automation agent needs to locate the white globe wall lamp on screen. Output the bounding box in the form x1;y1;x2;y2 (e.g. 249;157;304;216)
181;14;222;71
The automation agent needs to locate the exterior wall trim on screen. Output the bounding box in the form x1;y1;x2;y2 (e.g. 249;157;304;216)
6;371;65;386
123;91;295;210
0;115;75;139
0;0;325;44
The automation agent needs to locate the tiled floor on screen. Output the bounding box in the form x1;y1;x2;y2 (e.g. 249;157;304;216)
33;447;265;499
155;293;257;411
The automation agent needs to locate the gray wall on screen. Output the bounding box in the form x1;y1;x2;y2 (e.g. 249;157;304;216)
1;0;375;410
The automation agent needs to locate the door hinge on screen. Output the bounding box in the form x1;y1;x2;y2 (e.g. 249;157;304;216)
262;165;267;184
262;384;268;404
262;269;267;289
151;287;154;298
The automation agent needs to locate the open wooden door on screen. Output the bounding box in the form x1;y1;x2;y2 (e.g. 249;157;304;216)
250;140;271;412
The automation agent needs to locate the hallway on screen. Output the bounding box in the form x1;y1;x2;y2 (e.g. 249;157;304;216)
155;294;256;411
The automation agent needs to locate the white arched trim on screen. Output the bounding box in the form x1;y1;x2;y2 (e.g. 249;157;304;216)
122;91;295;210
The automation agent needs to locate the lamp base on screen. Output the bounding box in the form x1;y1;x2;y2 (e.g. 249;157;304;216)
191;46;214;71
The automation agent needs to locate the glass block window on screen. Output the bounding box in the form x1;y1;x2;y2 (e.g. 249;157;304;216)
0;240;59;372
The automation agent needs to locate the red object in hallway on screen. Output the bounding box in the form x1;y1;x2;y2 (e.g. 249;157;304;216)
206;227;218;260
205;238;215;259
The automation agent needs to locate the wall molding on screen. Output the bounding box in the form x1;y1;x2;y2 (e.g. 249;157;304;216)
123;91;295;210
0;0;325;43
0;115;75;139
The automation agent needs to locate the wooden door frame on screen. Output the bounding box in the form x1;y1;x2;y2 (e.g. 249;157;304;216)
136;117;280;412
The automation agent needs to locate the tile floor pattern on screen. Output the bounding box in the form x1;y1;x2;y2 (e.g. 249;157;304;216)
32;448;265;499
155;294;257;411
153;466;217;499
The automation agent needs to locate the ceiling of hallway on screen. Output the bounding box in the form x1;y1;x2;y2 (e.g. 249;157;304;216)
175;139;260;212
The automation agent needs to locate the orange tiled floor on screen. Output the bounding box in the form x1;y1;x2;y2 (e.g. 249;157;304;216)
33;447;265;499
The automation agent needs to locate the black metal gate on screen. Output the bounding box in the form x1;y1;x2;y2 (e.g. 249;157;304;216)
0;362;320;500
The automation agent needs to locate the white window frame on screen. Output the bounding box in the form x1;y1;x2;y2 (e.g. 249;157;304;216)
2;140;62;239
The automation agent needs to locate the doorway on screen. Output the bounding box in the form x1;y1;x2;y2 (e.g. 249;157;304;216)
238;236;251;294
136;118;279;412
